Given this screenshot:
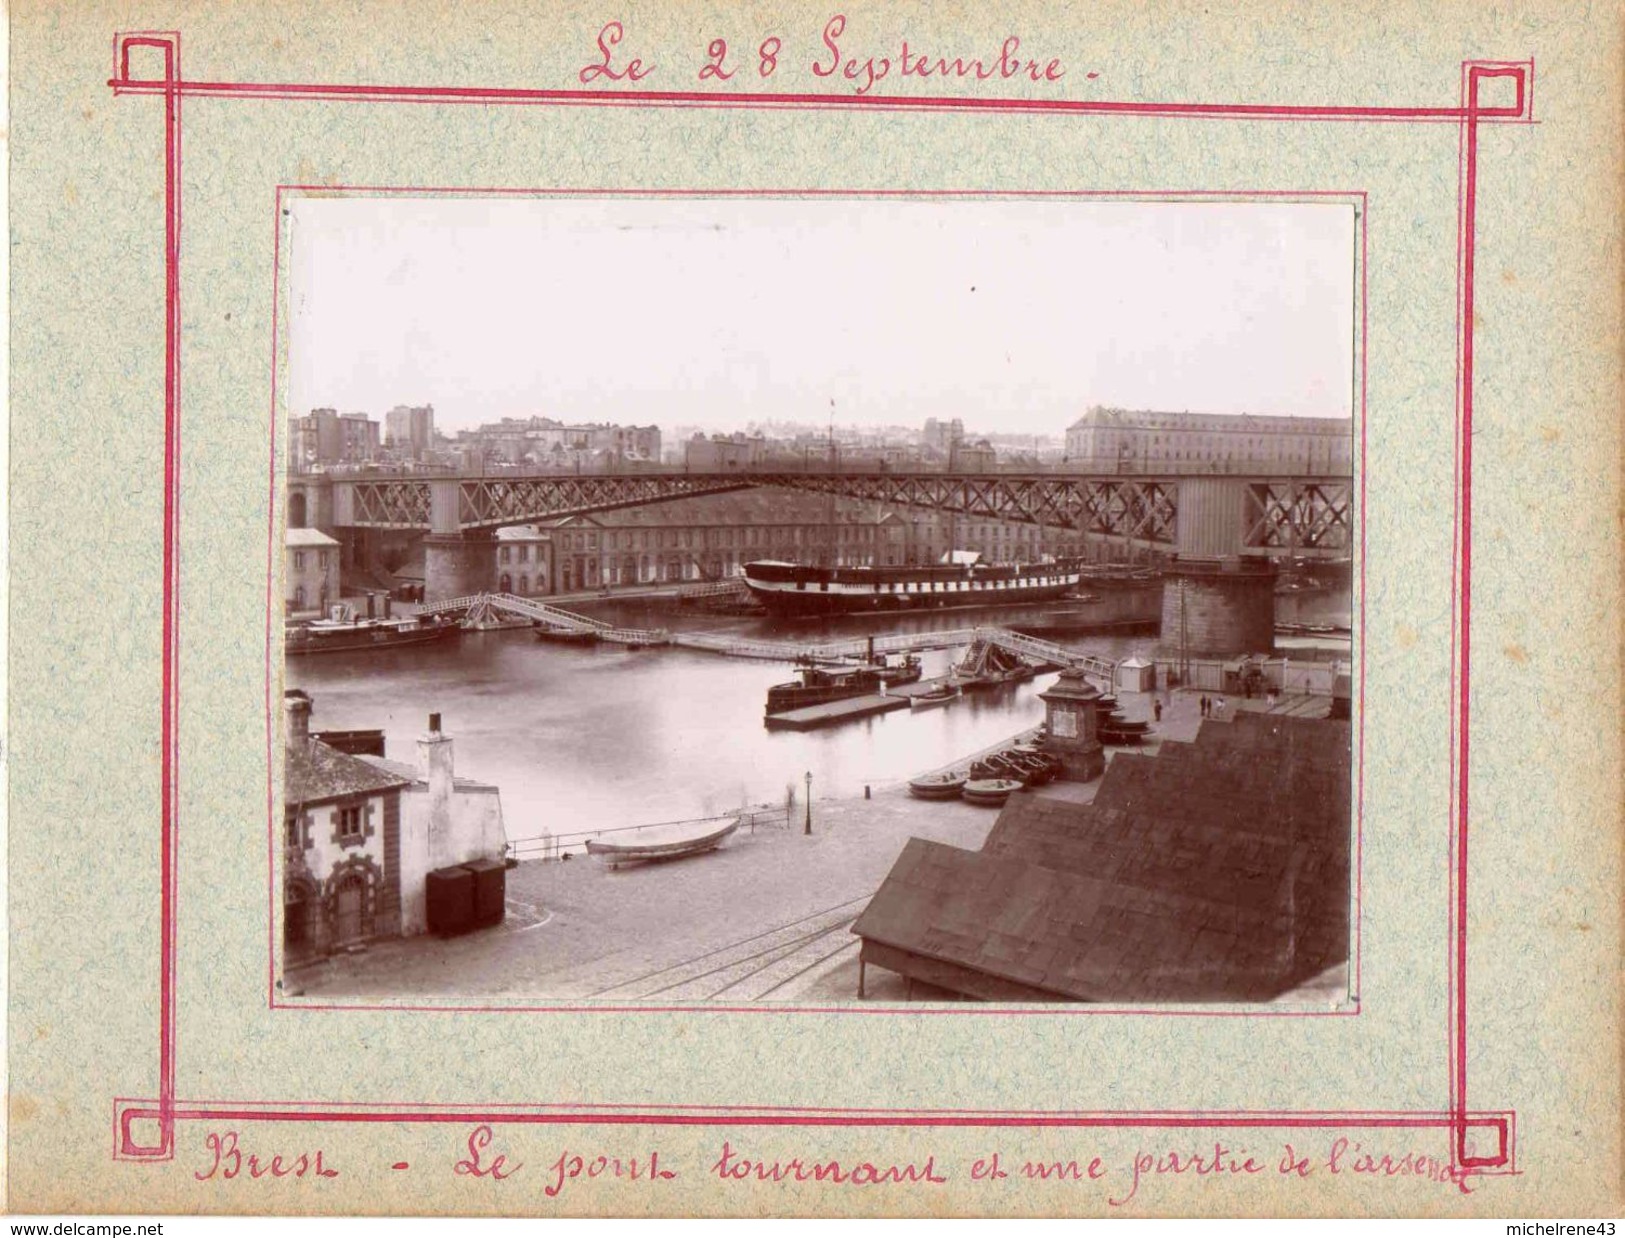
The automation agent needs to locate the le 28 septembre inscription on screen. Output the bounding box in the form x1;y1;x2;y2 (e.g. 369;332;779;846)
579;16;1083;96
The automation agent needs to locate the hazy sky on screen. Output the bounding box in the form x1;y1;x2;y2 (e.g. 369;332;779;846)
289;197;1355;436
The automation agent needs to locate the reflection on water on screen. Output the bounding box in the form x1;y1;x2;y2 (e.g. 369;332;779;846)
285;601;1156;845
285;587;1351;845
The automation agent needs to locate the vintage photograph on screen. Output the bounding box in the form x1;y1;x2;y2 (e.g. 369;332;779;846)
278;196;1357;1006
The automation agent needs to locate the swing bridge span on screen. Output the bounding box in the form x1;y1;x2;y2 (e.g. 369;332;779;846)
418;592;1117;688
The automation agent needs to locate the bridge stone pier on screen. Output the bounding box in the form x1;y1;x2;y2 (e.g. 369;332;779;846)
424;532;495;599
1159;478;1279;657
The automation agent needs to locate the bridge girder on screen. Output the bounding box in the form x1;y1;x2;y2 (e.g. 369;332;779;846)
328;470;1352;556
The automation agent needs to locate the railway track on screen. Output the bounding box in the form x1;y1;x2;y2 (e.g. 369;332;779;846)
585;896;869;1002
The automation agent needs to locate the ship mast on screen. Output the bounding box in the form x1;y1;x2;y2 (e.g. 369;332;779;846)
823;400;837;569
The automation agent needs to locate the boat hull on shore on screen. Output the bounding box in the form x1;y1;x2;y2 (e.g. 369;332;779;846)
584;816;741;868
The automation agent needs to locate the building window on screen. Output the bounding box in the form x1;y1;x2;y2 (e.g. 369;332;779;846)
334;803;366;844
294;551;305;571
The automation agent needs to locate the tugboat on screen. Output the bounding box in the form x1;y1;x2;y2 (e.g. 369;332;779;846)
764;637;922;715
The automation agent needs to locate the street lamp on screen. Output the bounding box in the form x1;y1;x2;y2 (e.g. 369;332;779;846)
803;771;813;836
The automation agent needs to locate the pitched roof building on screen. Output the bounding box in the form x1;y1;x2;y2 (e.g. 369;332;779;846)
853;713;1351;1002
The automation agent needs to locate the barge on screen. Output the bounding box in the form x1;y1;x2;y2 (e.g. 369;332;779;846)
285;611;461;656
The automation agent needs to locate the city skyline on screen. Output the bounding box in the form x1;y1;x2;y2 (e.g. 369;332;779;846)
289;197;1356;437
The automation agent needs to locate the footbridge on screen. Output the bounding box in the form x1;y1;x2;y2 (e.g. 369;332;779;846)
417;593;1117;687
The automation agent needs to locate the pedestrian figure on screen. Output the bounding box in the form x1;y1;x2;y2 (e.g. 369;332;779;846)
1153;699;1163;723
1215;696;1226;718
1200;695;1209;717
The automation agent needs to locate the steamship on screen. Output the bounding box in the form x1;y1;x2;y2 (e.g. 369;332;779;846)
741;557;1082;618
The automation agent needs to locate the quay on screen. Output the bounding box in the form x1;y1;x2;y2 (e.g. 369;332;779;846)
286;686;1343;1005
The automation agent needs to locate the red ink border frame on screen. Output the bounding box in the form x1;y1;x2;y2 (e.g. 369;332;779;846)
106;32;1527;1185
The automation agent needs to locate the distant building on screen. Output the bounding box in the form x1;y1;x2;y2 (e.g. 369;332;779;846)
923;417;965;453
547;490;908;592
1064;408;1353;474
494;525;553;596
902;510;1046;566
684;432;767;470
952;438;998;471
286;527;340;615
385;404;436;462
458;416;661;468
289;408;381;472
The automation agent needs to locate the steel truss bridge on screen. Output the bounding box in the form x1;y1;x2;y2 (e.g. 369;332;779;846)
320;470;1353;558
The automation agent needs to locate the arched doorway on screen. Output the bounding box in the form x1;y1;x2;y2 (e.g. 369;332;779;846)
332;874;366;944
519;574;529;594
499;573;512;593
327;865;375;947
288;491;308;528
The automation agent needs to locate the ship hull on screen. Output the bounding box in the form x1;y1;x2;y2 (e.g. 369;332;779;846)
285;622;460;656
743;561;1081;618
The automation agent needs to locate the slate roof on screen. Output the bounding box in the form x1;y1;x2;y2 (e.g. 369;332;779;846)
853;713;1351;1002
285;738;413;807
286;527;340;548
356;754;500;794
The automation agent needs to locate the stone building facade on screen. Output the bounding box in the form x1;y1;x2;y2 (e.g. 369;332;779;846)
286;527;341;616
283;691;411;966
1065;407;1353;474
493;525;552;596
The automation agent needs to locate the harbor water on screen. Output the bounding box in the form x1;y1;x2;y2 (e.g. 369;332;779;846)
285;601;1159;848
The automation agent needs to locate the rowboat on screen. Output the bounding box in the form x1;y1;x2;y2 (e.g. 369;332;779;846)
907;771;968;801
909;684;960;710
961;778;1023;807
584;816;740;869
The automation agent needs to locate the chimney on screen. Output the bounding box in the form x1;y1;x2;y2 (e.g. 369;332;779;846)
418;711;455;860
284;689;312;743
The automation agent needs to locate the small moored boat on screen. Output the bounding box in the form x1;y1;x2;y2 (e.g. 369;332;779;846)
584;816;740;869
907;771;968;801
961;778;1023;807
909;684;960;710
534;625;600;645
